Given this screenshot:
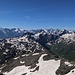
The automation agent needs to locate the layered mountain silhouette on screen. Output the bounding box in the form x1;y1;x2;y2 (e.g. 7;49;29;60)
0;28;75;75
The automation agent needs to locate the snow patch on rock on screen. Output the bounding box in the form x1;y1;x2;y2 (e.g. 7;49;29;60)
66;69;75;75
4;54;60;75
32;53;39;56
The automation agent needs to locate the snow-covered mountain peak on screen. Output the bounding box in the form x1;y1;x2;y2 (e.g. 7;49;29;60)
60;32;75;41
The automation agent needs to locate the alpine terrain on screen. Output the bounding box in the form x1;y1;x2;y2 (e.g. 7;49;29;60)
0;28;75;75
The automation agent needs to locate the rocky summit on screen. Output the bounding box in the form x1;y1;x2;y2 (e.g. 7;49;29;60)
0;28;75;75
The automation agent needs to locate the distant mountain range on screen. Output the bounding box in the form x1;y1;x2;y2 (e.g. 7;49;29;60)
0;28;74;39
0;28;75;75
0;28;27;38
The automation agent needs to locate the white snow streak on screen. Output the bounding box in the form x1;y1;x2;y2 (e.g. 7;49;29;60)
4;54;60;75
32;53;39;56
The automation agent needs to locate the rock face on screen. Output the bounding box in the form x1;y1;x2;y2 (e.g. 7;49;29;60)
0;28;27;38
3;54;60;75
0;28;75;75
0;28;73;39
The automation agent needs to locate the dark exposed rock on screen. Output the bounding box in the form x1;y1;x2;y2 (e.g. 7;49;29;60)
56;59;75;75
21;73;27;75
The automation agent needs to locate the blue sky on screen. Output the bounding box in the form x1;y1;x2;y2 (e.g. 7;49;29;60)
0;0;75;30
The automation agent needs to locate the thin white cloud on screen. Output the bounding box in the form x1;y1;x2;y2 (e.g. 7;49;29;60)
0;11;12;14
0;20;8;22
36;18;50;21
25;16;31;19
64;28;75;31
24;8;37;12
36;17;75;21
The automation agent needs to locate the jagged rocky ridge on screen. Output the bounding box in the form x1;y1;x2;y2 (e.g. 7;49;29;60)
0;28;72;38
0;28;75;75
